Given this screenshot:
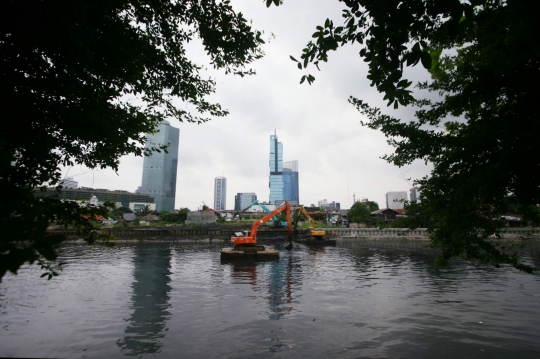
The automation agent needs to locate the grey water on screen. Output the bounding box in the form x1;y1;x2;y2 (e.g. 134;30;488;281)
1;239;540;359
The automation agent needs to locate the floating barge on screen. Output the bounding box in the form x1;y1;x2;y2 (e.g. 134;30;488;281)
220;245;279;260
220;202;293;260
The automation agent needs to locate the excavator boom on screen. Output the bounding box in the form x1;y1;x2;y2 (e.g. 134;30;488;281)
295;206;325;238
231;201;292;245
236;200;286;227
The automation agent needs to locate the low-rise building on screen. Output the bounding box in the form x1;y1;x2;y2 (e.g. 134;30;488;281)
319;200;341;210
371;208;400;221
327;210;349;227
129;203;157;212
35;187;155;209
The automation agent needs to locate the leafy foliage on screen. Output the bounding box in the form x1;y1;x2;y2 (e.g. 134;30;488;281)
364;201;379;212
348;202;371;224
216;216;226;224
135;205;154;217
270;0;539;271
110;207;133;217
1;0;265;280
159;208;190;224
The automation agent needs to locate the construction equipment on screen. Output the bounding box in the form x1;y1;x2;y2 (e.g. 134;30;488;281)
231;201;292;246
294;206;326;239
235;199;287;228
236;200;287;227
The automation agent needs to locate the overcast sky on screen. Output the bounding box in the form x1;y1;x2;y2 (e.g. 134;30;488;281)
64;0;433;211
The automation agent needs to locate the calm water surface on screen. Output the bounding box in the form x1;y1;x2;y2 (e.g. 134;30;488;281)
1;239;540;358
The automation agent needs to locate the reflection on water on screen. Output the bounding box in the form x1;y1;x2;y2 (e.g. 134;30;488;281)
223;253;300;321
117;246;172;356
266;254;296;320
0;239;539;358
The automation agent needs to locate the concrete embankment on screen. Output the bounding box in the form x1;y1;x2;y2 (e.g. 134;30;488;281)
50;226;540;241
53;227;290;241
327;227;540;239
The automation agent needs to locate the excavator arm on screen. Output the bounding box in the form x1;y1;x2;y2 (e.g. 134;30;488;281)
236;200;259;218
231;201;292;245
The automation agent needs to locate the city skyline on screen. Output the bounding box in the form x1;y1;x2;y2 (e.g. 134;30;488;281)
61;0;429;211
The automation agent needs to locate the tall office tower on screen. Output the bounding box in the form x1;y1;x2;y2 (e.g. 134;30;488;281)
386;191;408;209
234;193;257;211
283;160;299;205
139;120;179;212
410;186;421;202
269;132;284;205
214;176;227;210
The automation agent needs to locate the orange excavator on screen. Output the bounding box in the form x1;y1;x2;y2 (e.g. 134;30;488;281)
231;201;292;248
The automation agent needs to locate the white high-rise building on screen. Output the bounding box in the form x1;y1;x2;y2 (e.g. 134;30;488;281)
410;187;421;202
214;177;227;210
386;191;408;209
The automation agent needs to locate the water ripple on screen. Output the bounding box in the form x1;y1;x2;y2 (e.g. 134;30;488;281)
1;239;540;358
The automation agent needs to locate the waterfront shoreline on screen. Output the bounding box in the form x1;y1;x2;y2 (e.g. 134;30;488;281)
48;227;540;241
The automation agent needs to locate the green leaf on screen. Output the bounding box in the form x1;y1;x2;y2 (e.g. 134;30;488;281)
35;246;58;261
420;51;432;69
290;55;298;62
297;63;302;70
300;75;306;84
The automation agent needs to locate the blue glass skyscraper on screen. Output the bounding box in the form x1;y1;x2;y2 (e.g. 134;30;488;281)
139;121;179;212
234;192;257;211
283;160;299;205
269;132;284;205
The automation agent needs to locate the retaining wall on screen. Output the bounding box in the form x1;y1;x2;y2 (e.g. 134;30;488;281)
325;227;540;239
48;227;540;240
